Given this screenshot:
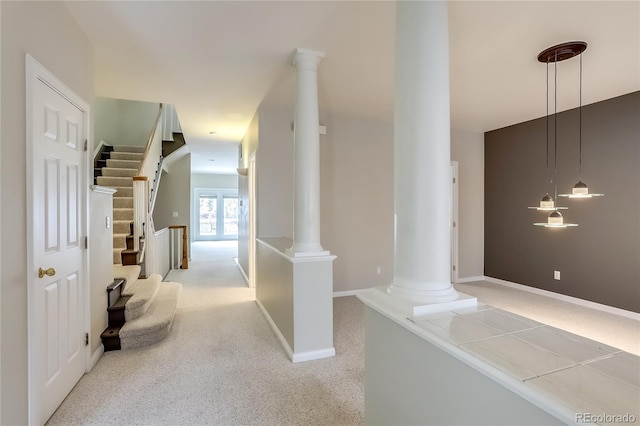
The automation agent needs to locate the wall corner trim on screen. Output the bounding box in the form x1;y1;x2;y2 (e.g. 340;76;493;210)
333;289;365;298
484;276;640;321
255;298;294;360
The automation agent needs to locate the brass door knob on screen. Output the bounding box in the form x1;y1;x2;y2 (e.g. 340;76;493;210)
38;267;56;279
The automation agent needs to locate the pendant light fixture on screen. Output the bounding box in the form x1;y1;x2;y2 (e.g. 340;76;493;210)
558;49;604;199
529;61;567;212
534;43;580;228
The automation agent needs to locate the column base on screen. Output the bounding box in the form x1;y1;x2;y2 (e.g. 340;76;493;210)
361;286;477;319
286;243;330;258
387;280;460;304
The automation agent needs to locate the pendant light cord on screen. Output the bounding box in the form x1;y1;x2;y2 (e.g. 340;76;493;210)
579;53;583;180
546;62;549;172
554;50;558;204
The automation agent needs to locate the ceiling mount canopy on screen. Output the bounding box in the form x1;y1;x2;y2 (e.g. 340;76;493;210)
537;41;587;63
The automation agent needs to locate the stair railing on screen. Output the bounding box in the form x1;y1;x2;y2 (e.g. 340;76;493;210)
132;104;164;270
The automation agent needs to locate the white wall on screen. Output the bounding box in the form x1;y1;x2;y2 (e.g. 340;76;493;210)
256;106;294;239
89;188;115;355
451;128;485;278
0;2;94;423
94;97;159;152
320;114;395;292
191;173;238;189
153;154;192;256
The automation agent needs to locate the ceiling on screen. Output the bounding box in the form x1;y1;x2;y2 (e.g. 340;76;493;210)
65;1;640;174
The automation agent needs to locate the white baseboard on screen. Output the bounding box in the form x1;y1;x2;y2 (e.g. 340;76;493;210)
333;289;364;298
484;276;640;321
255;299;294;361
292;347;336;363
88;344;104;372
455;276;485;284
234;257;249;286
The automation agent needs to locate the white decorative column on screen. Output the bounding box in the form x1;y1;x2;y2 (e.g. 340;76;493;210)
387;1;459;304
288;48;329;257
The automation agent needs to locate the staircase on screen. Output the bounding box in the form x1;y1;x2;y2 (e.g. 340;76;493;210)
101;265;182;351
95;143;182;351
95;145;144;265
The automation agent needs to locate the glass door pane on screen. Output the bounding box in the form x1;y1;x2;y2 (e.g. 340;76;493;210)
223;196;238;236
199;195;217;236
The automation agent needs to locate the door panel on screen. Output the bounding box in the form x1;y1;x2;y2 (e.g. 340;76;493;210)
28;56;88;425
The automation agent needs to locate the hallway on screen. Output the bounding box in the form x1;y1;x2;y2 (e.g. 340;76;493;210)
47;241;365;425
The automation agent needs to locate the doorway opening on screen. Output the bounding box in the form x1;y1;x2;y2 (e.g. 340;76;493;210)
194;188;238;241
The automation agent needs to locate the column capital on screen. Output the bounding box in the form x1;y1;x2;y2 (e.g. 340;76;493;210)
293;48;325;71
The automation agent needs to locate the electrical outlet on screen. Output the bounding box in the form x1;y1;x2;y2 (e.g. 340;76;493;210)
172;212;179;218
105;216;111;229
554;270;561;280
376;266;382;275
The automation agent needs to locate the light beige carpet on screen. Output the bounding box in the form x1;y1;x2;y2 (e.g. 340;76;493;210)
47;241;365;426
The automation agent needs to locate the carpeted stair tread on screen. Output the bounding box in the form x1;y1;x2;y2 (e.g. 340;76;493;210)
96;176;133;187
114;220;132;234
113;264;141;293
113;233;128;250
113;197;134;208
106;158;141;169
113;187;133;198
113;145;145;153
123;273;162;320
119;282;182;349
102;167;139;178
113;208;134;221
113;248;124;265
110;152;144;161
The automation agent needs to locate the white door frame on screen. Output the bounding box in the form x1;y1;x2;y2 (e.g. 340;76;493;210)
248;151;257;288
26;54;91;424
451;161;459;283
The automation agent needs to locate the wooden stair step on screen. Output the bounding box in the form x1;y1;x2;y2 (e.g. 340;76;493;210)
107;295;131;325
100;325;123;352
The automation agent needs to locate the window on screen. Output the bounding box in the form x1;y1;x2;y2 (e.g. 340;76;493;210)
194;188;238;240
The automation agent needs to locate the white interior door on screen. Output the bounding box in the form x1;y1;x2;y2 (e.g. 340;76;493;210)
27;55;88;425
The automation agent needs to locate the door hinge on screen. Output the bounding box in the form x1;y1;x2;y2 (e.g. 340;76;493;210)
453;221;456;228
85;333;89;346
84;139;88;152
453;265;456;271
84;236;88;249
453;177;456;184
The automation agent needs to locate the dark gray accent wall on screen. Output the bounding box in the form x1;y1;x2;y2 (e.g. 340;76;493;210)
485;92;640;313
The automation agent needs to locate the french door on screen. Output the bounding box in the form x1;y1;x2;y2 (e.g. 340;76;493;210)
194;188;238;240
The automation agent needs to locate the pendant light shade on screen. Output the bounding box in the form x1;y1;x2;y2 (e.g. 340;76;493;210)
534;209;578;228
528;193;567;211
559;180;604;198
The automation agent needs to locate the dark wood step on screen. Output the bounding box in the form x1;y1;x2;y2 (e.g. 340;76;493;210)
107;295;131;325
101;325;123;352
126;235;135;250
121;249;141;266
107;278;126;308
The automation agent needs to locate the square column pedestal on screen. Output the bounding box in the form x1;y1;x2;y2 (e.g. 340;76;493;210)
256;238;336;362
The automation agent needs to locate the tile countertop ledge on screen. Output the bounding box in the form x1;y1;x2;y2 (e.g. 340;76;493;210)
357;287;640;426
